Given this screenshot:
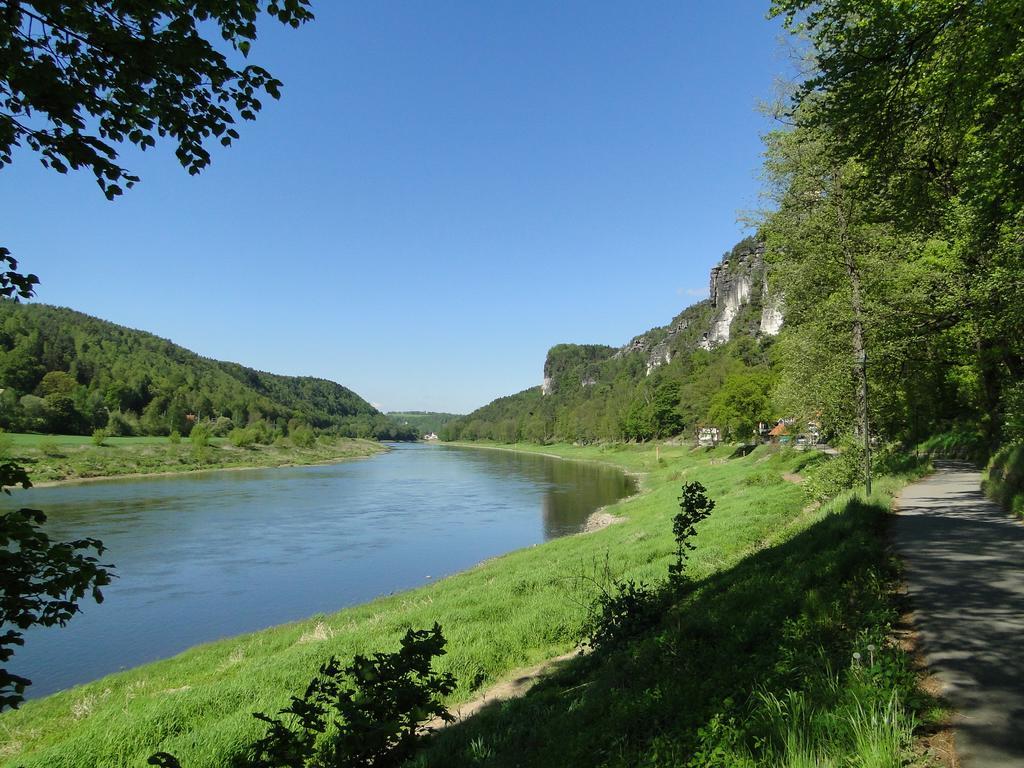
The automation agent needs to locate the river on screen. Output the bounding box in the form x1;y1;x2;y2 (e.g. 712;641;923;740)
8;443;634;699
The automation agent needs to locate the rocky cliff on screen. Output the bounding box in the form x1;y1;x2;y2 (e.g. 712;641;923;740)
539;238;782;394
700;240;781;350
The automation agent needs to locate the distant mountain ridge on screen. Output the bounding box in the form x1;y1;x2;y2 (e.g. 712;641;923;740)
0;302;413;439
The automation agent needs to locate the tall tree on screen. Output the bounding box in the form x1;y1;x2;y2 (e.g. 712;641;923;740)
769;0;1024;448
761;118;921;489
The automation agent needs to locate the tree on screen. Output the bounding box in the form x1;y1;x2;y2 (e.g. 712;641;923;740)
761;119;914;493
2;1;313;201
769;0;1024;450
650;379;684;438
36;370;77;398
707;369;773;441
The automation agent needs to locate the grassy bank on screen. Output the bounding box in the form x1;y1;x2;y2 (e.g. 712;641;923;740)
983;443;1024;516
0;443;935;767
0;432;387;485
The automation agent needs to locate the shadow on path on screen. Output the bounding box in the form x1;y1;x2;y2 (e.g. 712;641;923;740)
894;462;1024;768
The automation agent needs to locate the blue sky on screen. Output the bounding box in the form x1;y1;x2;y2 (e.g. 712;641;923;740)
2;1;789;414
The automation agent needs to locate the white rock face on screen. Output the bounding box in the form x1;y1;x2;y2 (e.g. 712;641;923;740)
646;346;672;376
699;261;755;351
697;244;782;350
759;287;784;337
541;376;553;396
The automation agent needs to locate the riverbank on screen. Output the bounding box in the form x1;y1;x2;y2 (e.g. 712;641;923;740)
0;432;388;485
0;442;939;767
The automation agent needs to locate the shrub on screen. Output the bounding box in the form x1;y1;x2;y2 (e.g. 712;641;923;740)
804;442;928;503
105;409;137;437
247;419;274;445
151;624;457;768
209;416;234;437
917;424;988;464
291;424;316;448
190;422;211;448
803;446;866;503
229;427;257;448
168;430;181;445
582;579;662;654
743;470;783;487
37;438;63;458
91;428;107;447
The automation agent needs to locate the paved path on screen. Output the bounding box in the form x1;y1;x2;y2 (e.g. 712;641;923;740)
893;462;1024;768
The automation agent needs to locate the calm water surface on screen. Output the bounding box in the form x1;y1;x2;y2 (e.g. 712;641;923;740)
10;443;634;698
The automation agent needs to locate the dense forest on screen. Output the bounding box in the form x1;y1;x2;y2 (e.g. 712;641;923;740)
0;303;417;441
448;0;1024;469
387;412;463;436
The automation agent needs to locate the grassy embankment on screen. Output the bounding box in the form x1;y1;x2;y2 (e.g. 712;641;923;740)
0;442;939;767
0;432;386;484
983;443;1024;517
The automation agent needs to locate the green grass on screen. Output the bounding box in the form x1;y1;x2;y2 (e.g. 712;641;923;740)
2;433;180;447
0;432;385;484
983;443;1024;517
0;442;936;767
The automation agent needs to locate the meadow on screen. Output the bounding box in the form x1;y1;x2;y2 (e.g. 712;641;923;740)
0;432;386;484
0;442;939;767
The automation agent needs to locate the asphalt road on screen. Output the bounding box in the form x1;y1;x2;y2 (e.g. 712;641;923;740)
893;462;1024;768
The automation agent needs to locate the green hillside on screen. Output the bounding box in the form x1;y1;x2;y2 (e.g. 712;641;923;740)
444;239;775;444
387;411;463;436
0;303;416;440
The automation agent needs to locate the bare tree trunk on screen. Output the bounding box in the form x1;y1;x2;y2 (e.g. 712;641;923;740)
846;253;872;496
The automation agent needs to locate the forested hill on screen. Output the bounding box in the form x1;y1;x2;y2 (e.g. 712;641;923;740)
445;238;782;444
387;412;463;436
0;302;415;439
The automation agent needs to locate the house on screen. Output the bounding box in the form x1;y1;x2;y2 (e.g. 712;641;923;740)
423;432;439;441
697;426;720;447
768;421;790;443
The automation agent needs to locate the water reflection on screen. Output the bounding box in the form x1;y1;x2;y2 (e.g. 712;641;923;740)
8;443;633;698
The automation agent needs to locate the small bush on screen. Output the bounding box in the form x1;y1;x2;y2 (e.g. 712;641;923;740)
743;470;783;487
38;438;63;458
207;416;234;437
582;579;662;654
91;428;107;447
150;624;457;768
190;423;211;448
229;427;257;448
804;443;928;503
246;420;274;445
168;430;181;445
291;424;316;448
803;446;866;503
105;409;137;437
